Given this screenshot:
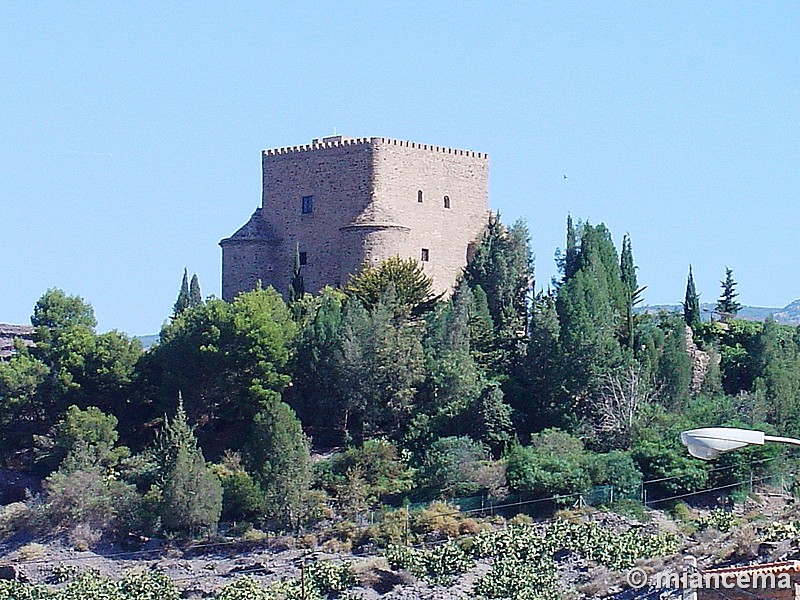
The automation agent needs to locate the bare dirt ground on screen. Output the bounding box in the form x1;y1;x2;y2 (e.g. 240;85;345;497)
0;488;796;598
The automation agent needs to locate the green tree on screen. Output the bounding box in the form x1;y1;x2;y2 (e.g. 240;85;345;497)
244;393;312;528
335;293;425;440
468;383;513;455
173;269;190;317
683;265;702;330
752;318;800;431
290;288;348;441
464;213;532;349
515;293;566;432
28;289;141;434
289;243;305;305
619;234;643;348
716;267;742;319
139;287;295;456
45;405;130;471
0;347;48;464
554;221;631;428
31;288;97;331
157;401;222;536
407;283;483;450
345;256;440;317
189;273;203;308
656;315;692;408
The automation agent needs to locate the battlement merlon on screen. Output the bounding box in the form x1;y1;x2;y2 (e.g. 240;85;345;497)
261;136;488;159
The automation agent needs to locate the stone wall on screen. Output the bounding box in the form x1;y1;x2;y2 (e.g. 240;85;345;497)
0;324;34;359
221;136;489;301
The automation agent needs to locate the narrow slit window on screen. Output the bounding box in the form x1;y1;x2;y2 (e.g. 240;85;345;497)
417;190;423;203
421;248;430;262
443;195;450;208
301;195;314;214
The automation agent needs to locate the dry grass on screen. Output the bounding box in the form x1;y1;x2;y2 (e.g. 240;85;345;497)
14;542;47;562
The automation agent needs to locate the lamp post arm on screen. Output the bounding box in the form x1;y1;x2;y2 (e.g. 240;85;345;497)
764;435;800;447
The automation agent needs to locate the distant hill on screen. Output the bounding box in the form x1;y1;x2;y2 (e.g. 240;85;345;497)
639;300;800;326
135;334;159;350
772;299;800;325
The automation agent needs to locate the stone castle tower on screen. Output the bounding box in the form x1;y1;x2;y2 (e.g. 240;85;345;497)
220;135;489;301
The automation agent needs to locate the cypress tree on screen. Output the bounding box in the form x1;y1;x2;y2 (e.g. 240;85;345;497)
716;267;742;319
173;269;190;317
245;393;312;528
564;215;578;281
158;399;222;536
188;273;203;308
683;265;701;330
289;244;305;304
464;213;533;373
619;234;640;348
619;234;637;296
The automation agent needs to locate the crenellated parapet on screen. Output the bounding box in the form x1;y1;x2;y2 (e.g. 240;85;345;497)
224;134;489;301
261;136;488;159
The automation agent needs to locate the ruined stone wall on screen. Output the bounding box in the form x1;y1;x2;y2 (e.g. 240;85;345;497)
221;136;489;300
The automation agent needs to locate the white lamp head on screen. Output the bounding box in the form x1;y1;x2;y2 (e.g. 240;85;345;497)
680;427;765;460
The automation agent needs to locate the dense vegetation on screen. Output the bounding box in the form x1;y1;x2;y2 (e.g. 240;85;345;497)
1;214;799;575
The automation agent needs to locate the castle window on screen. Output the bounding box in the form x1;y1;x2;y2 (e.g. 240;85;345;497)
301;195;314;214
443;195;450;208
417;190;423;203
421;248;430;262
299;252;308;266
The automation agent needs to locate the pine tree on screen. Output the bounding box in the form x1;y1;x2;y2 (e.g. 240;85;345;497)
683;265;701;330
464;213;533;373
516;292;565;431
716;267;742;319
345;256;439;317
173;269;190;317
244;393;312;528
157;399;223;536
656;315;692;407
188;274;203;308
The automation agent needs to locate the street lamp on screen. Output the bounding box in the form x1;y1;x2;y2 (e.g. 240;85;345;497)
681;427;800;460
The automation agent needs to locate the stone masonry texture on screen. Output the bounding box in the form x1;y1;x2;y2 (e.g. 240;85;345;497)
220;136;490;301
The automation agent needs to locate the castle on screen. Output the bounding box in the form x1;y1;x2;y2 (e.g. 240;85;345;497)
220;135;490;301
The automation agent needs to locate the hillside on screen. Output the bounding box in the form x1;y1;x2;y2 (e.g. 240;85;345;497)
638;300;800;325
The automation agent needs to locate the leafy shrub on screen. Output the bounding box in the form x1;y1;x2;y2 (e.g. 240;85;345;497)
214;576;274;600
385;541;473;584
305;560;355;593
329;439;414;504
422;436;490;497
411;502;461;539
763;520;800;542
213;453;266;524
585;451;642;497
43;453;143;543
505;442;591;504
0;580;50;600
117;571;179;600
697;509;738;533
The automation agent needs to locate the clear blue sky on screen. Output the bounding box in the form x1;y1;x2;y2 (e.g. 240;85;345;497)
3;2;799;335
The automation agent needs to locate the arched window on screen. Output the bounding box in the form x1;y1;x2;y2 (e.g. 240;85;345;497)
417;190;423;203
444;195;450;208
